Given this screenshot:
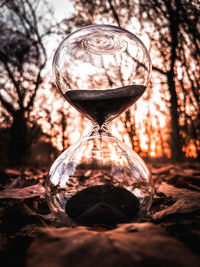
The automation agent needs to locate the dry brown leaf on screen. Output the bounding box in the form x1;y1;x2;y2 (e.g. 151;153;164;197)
27;223;200;267
151;165;175;175
0;184;46;199
153;182;200;220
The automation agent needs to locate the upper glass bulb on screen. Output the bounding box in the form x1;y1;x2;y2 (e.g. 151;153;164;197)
53;25;151;126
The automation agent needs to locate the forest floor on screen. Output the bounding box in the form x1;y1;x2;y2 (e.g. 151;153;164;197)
0;162;200;267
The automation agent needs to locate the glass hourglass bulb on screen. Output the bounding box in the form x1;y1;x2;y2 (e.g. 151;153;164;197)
46;25;153;227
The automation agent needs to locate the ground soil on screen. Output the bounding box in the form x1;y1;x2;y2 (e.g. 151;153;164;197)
0;162;200;267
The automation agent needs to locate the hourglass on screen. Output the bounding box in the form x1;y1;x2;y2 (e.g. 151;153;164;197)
46;25;153;227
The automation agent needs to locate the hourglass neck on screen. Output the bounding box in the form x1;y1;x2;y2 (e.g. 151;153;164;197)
90;122;111;136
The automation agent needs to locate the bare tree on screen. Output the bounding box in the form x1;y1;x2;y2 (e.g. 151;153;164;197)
0;0;54;164
136;0;200;159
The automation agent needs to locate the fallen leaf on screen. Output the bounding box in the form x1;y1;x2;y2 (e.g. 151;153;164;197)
157;182;200;200
27;223;200;267
151;165;175;175
0;184;46;199
153;182;200;220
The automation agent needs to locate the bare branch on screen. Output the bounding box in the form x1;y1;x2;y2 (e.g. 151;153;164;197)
108;0;121;27
0;93;15;115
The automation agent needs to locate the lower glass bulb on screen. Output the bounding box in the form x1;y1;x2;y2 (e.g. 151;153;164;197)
46;127;153;227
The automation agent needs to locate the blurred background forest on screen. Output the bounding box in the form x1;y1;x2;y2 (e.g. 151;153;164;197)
0;0;199;168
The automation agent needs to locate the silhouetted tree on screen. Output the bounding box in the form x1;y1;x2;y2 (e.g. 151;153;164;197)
0;0;54;164
137;0;200;159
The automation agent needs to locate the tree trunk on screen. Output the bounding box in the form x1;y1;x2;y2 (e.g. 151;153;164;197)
167;72;182;160
123;110;140;153
8;110;29;165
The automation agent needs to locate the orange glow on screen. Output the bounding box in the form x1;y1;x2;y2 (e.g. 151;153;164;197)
184;140;198;158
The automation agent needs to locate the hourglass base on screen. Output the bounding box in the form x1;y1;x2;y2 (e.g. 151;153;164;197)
65;185;140;227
